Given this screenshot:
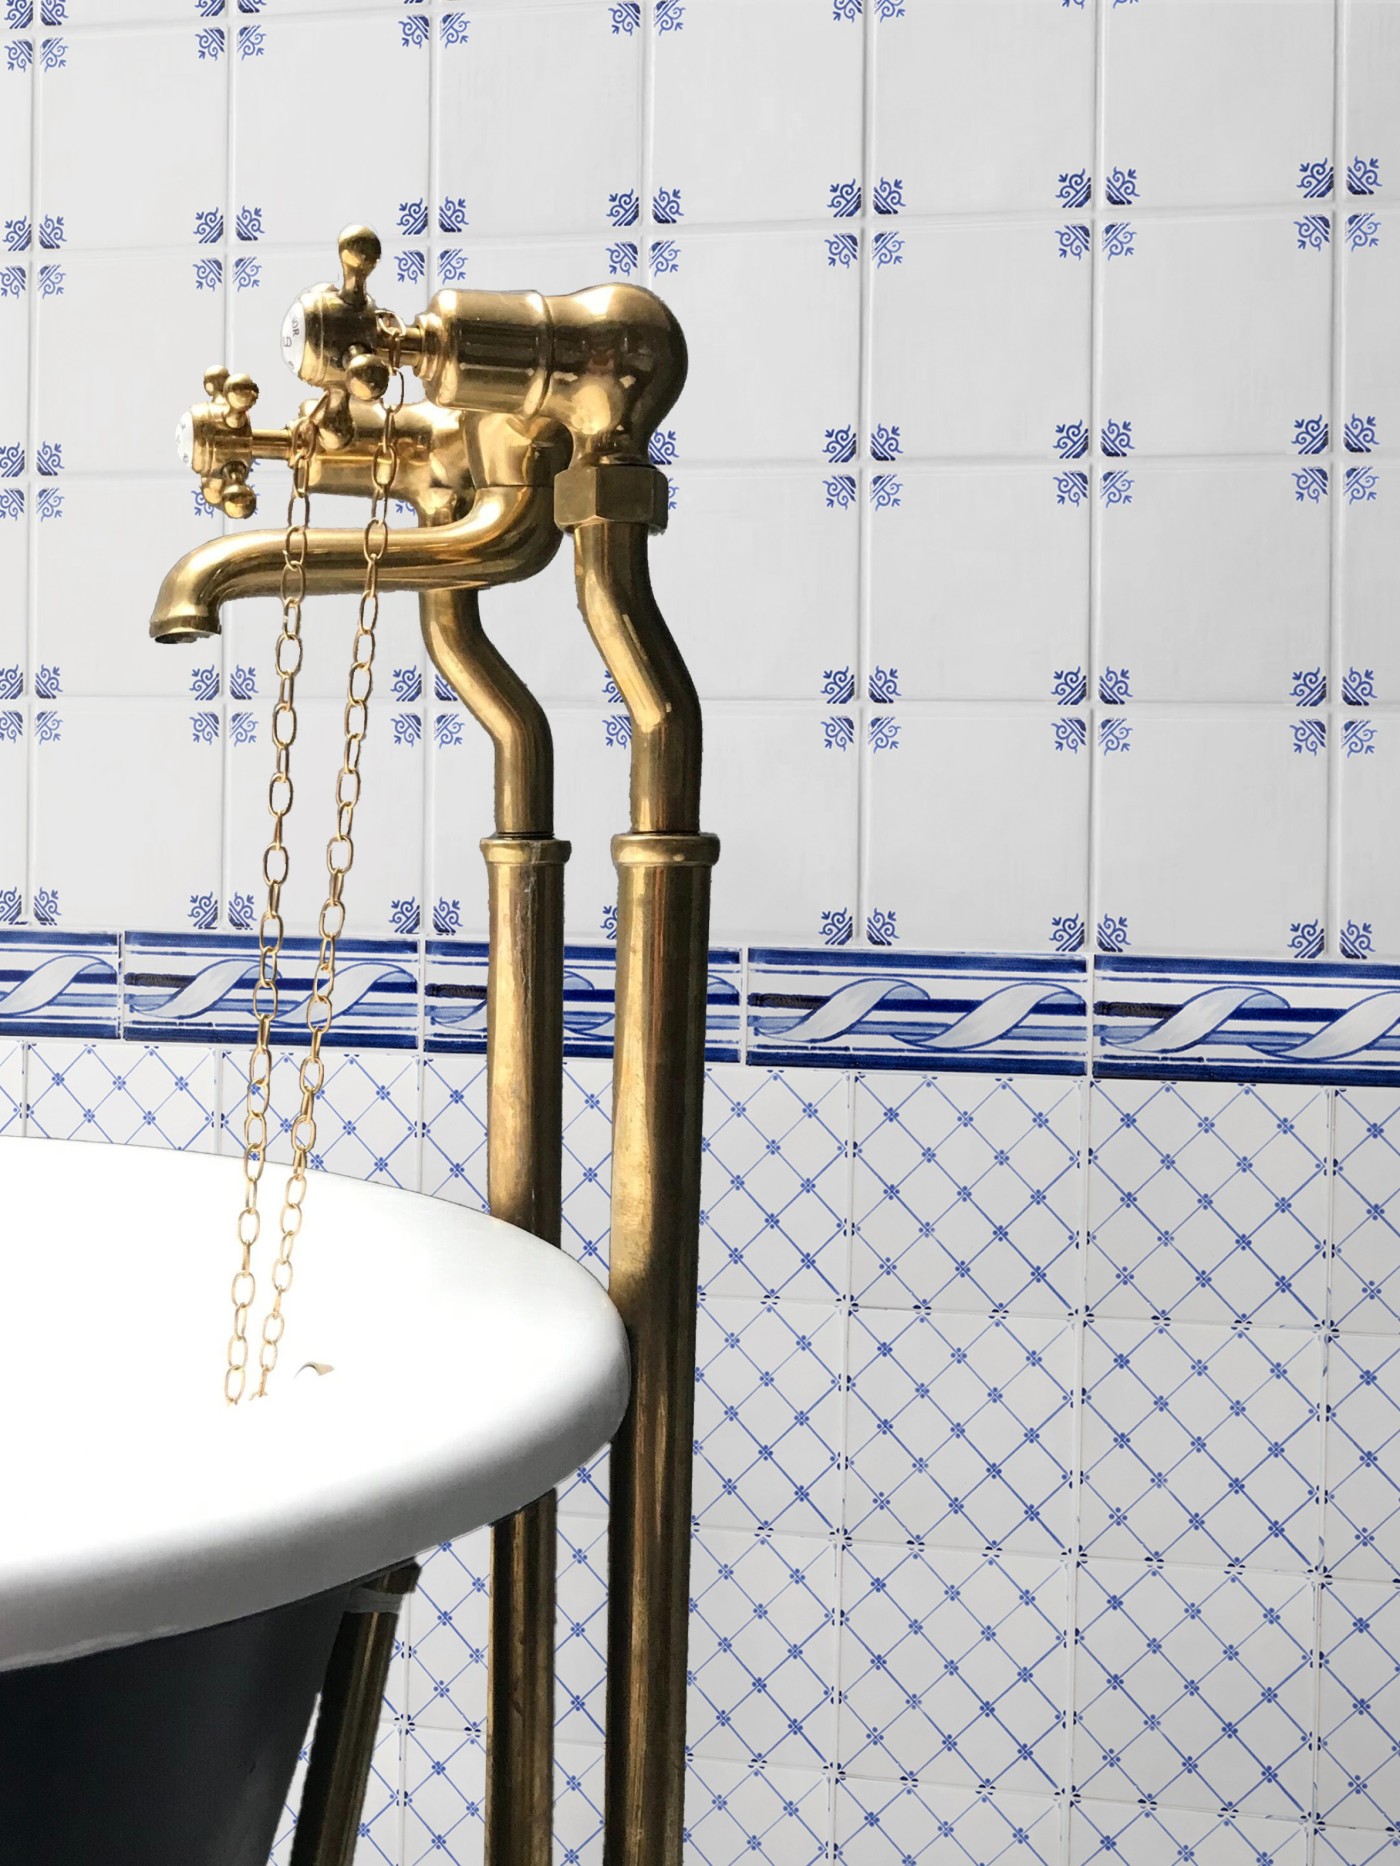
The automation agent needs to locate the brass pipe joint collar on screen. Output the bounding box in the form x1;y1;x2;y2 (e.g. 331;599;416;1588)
612;832;720;869
555;465;669;534
481;837;572;867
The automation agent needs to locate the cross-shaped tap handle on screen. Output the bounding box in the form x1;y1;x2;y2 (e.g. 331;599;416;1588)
338;226;381;303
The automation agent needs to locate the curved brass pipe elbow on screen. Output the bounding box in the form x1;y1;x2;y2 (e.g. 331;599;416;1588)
149;485;560;644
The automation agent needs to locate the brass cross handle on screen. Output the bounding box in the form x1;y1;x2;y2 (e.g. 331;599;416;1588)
176;367;262;519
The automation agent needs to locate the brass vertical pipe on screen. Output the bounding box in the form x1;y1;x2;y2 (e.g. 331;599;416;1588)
421;585;567;1866
563;511;717;1866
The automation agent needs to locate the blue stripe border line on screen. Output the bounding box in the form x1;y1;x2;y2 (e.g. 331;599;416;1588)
3;931;1400;1084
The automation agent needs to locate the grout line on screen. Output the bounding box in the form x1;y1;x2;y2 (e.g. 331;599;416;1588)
1325;0;1350;977
851;0;876;960
23;48;38;926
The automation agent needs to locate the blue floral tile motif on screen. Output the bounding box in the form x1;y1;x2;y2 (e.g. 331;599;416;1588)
0;443;20;477
822;715;854;752
820;908;852;946
0;489;22;520
1099;718;1131;755
0;711;20;743
188;665;219;702
828;179;860;219
1293;414;1329;455
438;195;469;234
869;666;899;704
1298;157;1335;200
1100;469;1134;507
4;38;30;72
33;886;58;925
229;663;257;700
435;713;464;749
607;188;639;229
187;891;218;932
1100;418;1133;457
1293;465;1329;503
1349;155;1382;197
1097;914;1130;955
1344;666;1376;707
869;715;900;752
867;908;898;947
1102;221;1135;259
397;198;429;238
237;23;262;56
604;713;632;749
1058;222;1091;261
1051;912;1085;953
1056;168;1091;210
875;0;904;16
0;268;26;301
36;263;63;297
1099;666;1131;706
651;185;682;224
35;486;61;520
825;232;858;269
1105;165;1139;205
655;0;685;29
1054;717;1087;754
438;248;467;284
391;666;422;703
192;256;222;292
440;10;469;44
391;712;422;748
227;891;253;931
822;425;856;465
872;176;904;216
2;217;29;253
1348;211;1381;252
872;230;903;268
235;205;262;242
233;256;259;291
1289;918;1325;958
648;428;677;466
824;473;856;511
34;664;59;698
398;13;428;48
607;239;639;277
870;472;902;509
0;666;19;697
433;673;453;704
832;0;861;18
433;898;462;937
870;422;901;462
1341;919;1375;961
1292;718;1325;757
1054;666;1087;706
194;207;222;244
1291;667;1326;707
821;666;855;705
1054;421;1088;461
609;0;641;28
390;897;420;937
189;710;218;745
1344;718;1378;758
0;889;18;925
1346;413;1379;453
38;34;63;67
1347;464;1379;504
1296;213;1331;251
600;904;617;942
1055;469;1088;508
649;239;679;275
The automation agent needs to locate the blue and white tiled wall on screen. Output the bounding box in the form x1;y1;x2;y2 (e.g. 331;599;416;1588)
6;1;1400;1863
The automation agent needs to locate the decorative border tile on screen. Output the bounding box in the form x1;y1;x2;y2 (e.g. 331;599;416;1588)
122;930;421;1049
0;929;119;1040
747;949;1088;1075
1096;955;1400;1087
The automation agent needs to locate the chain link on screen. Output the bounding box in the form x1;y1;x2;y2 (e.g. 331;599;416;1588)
226;370;404;1404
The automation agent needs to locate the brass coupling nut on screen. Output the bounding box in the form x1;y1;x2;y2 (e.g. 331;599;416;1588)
554;463;669;534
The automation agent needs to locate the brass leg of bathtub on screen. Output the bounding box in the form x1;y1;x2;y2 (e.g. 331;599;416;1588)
289;1562;419;1866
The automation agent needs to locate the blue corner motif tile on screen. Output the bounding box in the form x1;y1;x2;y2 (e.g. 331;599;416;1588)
747;949;1088;1075
0;929;119;1040
123;931;420;1049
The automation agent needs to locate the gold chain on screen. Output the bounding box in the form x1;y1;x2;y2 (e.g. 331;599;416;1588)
226;369;404;1404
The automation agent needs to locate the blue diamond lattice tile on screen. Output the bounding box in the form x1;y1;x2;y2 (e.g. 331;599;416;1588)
686;1528;838;1770
0;1039;22;1133
684;1757;830;1866
25;1039;217;1149
851;1073;1082;1317
833;1779;1061;1866
700;1064;852;1303
1078;1318;1323;1570
844;1310;1075;1554
219;1049;420;1187
692;1296;843;1536
1317;1581;1400;1830
556;1742;605;1866
407;1528;490;1733
838;1544;1069;1794
1315;1827;1400;1865
1088;1080;1327;1328
561;1057;615;1286
557;1516;609;1749
1326;1336;1400;1580
1068;1799;1306;1866
402;1722;485;1866
422;1055;488;1208
1073;1560;1317;1819
1332;1091;1400;1333
271;1714;401;1865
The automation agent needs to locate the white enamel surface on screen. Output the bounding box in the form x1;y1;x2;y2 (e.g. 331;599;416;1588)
280;299;308;376
0;1139;629;1674
173;408;194;470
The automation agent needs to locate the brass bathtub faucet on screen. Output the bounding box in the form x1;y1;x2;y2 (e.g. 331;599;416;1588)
150;225;714;1866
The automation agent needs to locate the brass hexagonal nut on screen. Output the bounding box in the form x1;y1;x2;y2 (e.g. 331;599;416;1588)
554;464;669;533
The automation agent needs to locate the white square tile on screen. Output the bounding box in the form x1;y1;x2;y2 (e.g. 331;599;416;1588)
1346;4;1400;200
1073;1560;1317;1820
1098;464;1330;703
685;1756;830;1866
700;1063;851;1304
1088;1080;1328;1328
1103;0;1334;210
864;708;1089;955
1339;710;1400;960
0;714;24;914
839;1544;1069;1795
1099;216;1332;456
0;1041;22;1136
426;688;496;946
0;260;28;447
871;222;1090;461
0;47;31;220
851;1073;1083;1318
834;1779;1061;1866
25;1039;217;1147
868;467;1090;704
1316;1826;1400;1866
844;1309;1075;1555
1095;710;1328;960
1333;1090;1400;1333
874;1;1094;218
1326;1334;1400;1580
687;1528;838;1770
1344;211;1400;445
438;7;639;237
220;1049;421;1190
1069;1800;1306;1866
0;506;27;689
1078;1317;1323;1571
1318;1580;1400;1830
693;1296;843;1536
1342;465;1400;697
39;29;227;250
653;1;861;226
